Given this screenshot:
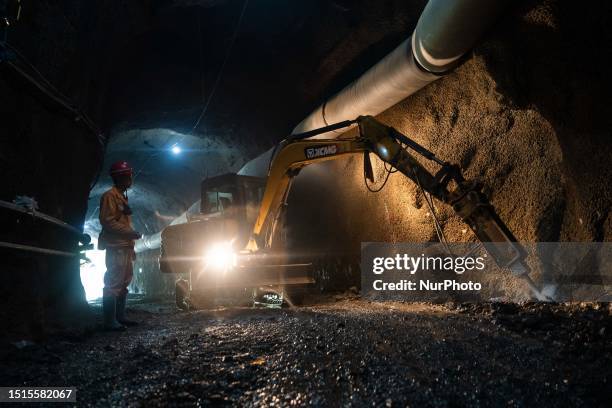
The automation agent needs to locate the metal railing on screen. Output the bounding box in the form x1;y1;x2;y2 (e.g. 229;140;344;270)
0;199;92;257
0;199;90;242
0;241;88;258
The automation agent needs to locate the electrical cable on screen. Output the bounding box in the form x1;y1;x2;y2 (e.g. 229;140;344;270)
411;166;453;256
3;3;105;197
392;133;452;254
2;42;106;192
362;138;402;192
384;161;398;173
3;42;104;144
358;132;451;253
363;158;394;193
130;0;249;183
425;192;451;252
191;0;249;133
5;42;70;100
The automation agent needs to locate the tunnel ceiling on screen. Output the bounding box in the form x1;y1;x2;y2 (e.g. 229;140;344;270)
84;0;427;234
105;0;427;136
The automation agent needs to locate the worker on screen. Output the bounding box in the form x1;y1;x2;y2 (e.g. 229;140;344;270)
98;160;142;331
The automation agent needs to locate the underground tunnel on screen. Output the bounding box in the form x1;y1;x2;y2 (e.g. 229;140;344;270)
0;0;611;406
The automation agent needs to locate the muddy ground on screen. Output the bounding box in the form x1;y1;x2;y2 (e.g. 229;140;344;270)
1;298;610;407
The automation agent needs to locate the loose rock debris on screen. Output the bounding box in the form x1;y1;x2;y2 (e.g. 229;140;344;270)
1;300;610;406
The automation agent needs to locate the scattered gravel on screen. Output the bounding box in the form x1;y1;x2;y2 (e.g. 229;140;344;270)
1;299;610;407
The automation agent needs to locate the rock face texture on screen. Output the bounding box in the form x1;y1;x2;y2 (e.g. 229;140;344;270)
285;0;612;299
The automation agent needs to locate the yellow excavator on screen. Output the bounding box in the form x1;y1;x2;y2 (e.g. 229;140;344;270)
160;116;540;307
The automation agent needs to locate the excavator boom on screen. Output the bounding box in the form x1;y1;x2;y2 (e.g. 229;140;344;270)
160;115;549;304
247;116;531;278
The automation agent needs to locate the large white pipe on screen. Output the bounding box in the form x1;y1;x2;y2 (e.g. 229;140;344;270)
291;0;508;139
290;37;436;138
240;0;507;178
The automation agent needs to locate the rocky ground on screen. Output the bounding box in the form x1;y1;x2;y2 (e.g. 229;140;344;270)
1;297;610;407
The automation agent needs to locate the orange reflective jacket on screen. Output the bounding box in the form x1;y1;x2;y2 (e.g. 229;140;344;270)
98;186;137;249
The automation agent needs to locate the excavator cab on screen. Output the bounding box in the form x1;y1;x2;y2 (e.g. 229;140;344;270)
160;173;315;308
199;173;266;242
160;173;266;275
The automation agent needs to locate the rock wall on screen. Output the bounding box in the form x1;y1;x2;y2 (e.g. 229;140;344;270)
0;0;168;339
285;0;612;299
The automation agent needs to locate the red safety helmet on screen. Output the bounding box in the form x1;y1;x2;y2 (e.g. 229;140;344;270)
109;160;133;177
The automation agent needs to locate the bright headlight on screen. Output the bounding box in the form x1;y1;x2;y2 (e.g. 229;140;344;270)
204;242;236;270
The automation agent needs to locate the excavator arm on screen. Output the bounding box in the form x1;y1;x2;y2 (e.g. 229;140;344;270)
246;115;533;280
247;135;367;251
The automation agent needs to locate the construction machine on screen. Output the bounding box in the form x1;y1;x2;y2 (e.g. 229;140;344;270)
160;116;542;308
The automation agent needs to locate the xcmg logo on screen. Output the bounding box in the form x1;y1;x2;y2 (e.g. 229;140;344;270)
305;144;338;159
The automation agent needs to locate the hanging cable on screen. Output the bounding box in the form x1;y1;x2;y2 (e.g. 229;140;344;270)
131;0;249;183
1;40;106;192
2;42;105;145
410;166;453;256
362;140;399;192
1;2;105;193
364;158;394;193
391;134;452;253
191;0;249;132
384;161;398;173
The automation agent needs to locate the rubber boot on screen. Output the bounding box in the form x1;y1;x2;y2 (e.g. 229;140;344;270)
116;294;138;327
102;296;126;331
